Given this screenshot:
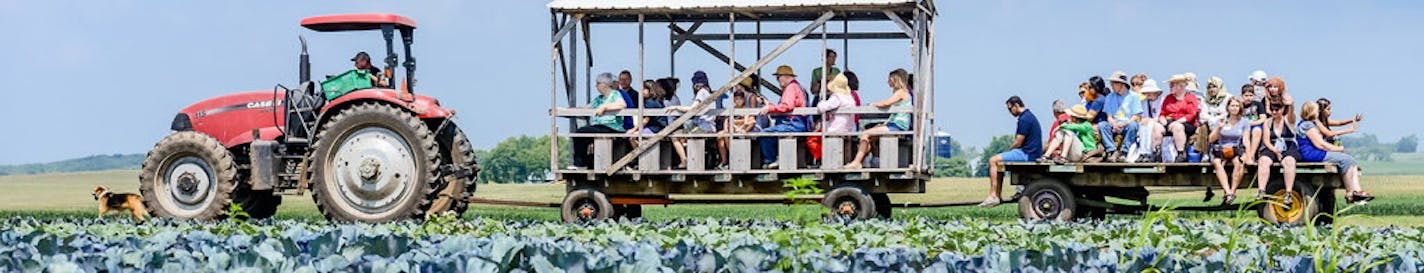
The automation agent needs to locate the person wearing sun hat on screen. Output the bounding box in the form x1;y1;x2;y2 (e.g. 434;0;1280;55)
1132;79;1167;162
1247;70;1269;102
1040;104;1100;164
1158;74;1202;162
755;65;809;169
1096;71;1143;162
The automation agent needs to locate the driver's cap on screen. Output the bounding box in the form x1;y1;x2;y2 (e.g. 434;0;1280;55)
351;51;371;62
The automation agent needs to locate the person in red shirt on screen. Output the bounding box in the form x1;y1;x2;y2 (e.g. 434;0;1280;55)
1158;74;1201;162
758;65;809;169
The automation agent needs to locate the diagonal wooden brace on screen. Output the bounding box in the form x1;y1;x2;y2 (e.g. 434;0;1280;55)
603;11;837;175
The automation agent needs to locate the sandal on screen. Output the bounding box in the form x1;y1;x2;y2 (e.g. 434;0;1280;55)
1221;194;1236;206
1346;191;1376;204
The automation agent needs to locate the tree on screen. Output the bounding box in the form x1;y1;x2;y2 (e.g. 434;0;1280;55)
975;135;1015;177
1397;135;1418;153
476;135;570;183
933;157;973;177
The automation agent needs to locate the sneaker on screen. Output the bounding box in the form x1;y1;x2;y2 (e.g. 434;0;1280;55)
764;163;780;169
1221;194;1236;206
844;162;863;169
976;197;1002;208
565;165;587;170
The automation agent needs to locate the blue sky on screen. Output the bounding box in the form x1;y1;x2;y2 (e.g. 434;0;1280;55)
2;0;1422;165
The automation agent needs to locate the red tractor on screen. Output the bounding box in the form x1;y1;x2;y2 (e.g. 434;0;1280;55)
139;14;478;222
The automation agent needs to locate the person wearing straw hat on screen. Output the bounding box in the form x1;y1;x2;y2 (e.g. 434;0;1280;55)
980;96;1043;208
1159;74;1202;163
1040;104;1099;164
816;73;858;134
1096;71;1143;162
756;65;809;169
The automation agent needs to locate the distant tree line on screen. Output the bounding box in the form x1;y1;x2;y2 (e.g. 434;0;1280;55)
0;154;144;176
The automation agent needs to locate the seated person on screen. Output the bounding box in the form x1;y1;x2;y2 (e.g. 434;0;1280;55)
757;66;809;169
1097;71;1142;162
1040;104;1098;164
627;80;668;136
1207;98;1249;205
1157;74;1201;162
669;71;724;169
715;80;760;169
845;69;912;169
1239;84;1269;165
351;52;387;87
1255;101;1301;202
568;73;626;170
1299;102;1371;204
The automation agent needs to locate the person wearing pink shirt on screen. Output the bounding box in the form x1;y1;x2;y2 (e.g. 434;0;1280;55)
758;65;809;169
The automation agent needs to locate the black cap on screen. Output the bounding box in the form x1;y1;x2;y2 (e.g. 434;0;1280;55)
351;51;370;62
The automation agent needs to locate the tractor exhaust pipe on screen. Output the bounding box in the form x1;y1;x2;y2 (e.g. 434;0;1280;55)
298;36;310;83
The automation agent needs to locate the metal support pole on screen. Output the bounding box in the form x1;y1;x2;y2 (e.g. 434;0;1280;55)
637;14;645;132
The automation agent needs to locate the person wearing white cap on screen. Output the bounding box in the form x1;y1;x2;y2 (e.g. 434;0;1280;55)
1133;79;1166;162
1247;70;1268;102
1096;71;1143;162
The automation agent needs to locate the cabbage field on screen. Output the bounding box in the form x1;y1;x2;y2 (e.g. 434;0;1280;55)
4;211;1423;273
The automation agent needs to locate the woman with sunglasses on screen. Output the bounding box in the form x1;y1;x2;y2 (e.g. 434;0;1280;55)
1207;98;1250;204
1255;101;1302;203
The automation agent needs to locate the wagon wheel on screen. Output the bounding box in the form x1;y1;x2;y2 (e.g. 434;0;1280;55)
561;188;613;223
823;185;877;221
1258;179;1320;225
1018;179;1078;221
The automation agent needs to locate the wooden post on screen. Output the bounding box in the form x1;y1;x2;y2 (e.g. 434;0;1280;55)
603;11;837;175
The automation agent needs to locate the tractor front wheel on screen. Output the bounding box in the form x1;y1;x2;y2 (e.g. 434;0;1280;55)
309;102;441;223
139;131;237;220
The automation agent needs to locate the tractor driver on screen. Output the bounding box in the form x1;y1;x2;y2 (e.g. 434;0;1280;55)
351;52;388;87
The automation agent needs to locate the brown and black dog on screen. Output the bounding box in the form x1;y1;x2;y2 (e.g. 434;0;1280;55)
92;185;149;222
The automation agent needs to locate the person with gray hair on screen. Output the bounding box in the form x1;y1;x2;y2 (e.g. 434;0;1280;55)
568;72;627;169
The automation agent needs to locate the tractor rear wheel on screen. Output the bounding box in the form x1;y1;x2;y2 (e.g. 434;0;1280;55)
139;131;237;220
309;102;441;223
428;123;479;216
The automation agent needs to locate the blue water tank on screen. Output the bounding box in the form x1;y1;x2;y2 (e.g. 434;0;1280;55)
935;132;953;158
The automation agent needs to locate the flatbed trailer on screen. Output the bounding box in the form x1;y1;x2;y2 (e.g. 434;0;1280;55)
1003;162;1343;225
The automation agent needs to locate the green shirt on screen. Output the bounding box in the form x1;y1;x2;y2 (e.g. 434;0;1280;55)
810;67;841;88
1058;121;1098;151
590;93;624;129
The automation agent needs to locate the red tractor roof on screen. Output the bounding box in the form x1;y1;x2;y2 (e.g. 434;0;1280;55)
300;13;417;32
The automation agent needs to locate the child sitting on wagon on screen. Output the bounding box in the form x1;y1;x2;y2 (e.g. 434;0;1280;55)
1039;104;1100;164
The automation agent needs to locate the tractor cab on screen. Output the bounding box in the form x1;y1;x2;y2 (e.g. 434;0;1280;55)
298;13;419;97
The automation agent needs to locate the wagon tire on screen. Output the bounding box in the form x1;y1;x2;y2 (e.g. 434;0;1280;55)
871;193;893;219
823;185;877;220
1258;178;1321;225
562;188;614;223
1018;179;1078;221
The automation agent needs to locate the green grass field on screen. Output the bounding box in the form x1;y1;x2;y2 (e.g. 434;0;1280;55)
3;170;1422;226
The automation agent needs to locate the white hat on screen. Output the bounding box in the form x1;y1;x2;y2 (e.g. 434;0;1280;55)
1183;72;1200;91
1107;71;1130;85
1140;79;1164;93
1248;70;1268;82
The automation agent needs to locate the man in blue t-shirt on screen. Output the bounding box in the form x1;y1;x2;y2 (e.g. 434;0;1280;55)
981;96;1042;208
